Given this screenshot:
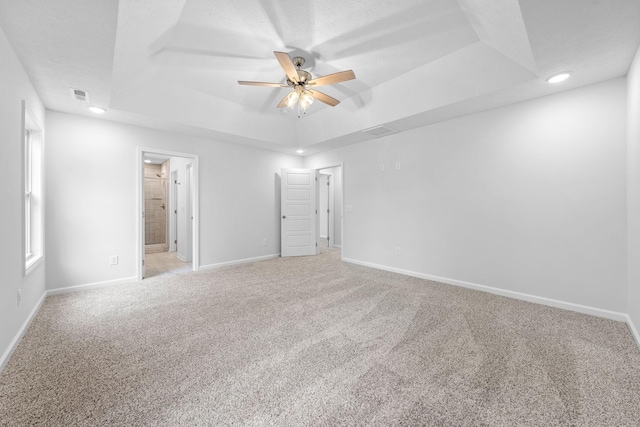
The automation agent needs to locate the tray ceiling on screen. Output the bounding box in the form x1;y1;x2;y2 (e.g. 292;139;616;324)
0;0;639;154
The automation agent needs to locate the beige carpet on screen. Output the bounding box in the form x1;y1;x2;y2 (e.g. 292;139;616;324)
1;247;639;426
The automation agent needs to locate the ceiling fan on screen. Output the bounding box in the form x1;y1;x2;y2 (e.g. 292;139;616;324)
238;51;356;116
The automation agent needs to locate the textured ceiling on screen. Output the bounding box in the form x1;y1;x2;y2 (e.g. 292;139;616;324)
0;0;639;155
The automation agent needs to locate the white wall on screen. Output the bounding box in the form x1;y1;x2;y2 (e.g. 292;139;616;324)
306;78;628;315
0;26;46;368
627;45;640;340
45;111;302;290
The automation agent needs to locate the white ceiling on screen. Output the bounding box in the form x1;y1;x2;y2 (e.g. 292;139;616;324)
0;0;639;155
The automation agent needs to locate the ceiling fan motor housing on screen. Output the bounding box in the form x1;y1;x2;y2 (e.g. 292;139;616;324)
286;57;311;86
287;69;312;86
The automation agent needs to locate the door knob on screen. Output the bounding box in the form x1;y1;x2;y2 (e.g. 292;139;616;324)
282;215;286;219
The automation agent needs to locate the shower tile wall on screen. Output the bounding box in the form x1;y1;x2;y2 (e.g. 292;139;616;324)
144;161;169;248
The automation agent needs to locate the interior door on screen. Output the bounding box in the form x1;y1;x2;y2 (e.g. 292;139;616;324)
141;160;146;279
281;168;318;257
185;163;193;262
170;170;178;252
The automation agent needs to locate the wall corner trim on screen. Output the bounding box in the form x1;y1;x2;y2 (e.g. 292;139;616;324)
342;258;629;323
0;292;47;374
200;254;281;270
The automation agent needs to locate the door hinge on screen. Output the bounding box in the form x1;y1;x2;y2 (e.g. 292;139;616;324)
175;240;177;244
327;209;330;213
175;210;177;214
316;209;318;214
328;236;330;241
316;243;318;247
327;181;330;186
142;260;145;266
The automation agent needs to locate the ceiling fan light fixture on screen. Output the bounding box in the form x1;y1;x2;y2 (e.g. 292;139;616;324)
239;52;355;115
299;92;314;111
285;90;299;108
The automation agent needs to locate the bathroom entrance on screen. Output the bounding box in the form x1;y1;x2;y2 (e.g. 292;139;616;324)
138;148;199;280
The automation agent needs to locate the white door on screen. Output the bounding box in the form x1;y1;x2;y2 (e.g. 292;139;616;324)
141;161;146;279
185;163;193;262
281;168;319;257
170;170;178;252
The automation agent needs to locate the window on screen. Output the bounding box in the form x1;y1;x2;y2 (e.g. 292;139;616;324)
24;103;43;275
25;130;32;257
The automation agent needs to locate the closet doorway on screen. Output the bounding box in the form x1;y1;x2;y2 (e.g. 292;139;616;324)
317;164;343;251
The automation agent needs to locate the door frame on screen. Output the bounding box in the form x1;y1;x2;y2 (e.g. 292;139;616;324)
170;170;178;252
137;147;199;280
312;162;344;258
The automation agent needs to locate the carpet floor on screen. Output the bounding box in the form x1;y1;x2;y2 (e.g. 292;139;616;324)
1;247;639;426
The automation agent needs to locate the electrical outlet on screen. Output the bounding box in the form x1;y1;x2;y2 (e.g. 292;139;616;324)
17;289;21;306
345;205;353;212
395;162;401;170
396;247;401;256
263;238;268;246
109;255;118;265
379;164;385;171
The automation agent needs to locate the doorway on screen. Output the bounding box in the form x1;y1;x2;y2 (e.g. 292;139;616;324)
279;164;343;258
317;165;343;251
137;148;199;280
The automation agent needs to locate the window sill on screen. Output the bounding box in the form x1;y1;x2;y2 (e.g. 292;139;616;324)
25;254;43;276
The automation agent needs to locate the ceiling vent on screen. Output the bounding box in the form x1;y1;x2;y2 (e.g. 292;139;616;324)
70;88;90;103
361;125;399;138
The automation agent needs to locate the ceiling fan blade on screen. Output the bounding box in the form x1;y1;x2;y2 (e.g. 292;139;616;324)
276;93;291;108
238;81;288;87
274;51;299;83
307;70;355;87
309;90;340;107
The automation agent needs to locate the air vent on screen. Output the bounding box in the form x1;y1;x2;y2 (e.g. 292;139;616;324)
70;88;90;103
361;125;399;138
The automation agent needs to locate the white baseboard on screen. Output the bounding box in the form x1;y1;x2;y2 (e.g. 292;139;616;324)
0;292;47;373
627;315;640;349
177;253;187;262
46;276;138;296
319;235;328;239
200;253;280;270
342;258;628;323
333;244;342;249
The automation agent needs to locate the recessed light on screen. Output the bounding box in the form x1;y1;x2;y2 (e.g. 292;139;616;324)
296;149;304;154
144;160;151;163
88;106;106;114
546;72;571;84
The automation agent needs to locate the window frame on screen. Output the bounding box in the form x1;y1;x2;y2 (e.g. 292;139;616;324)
23;102;43;276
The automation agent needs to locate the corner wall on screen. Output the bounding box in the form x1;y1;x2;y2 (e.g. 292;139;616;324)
0;26;46;369
45;111;302;290
627;45;640;343
306;78;628;316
